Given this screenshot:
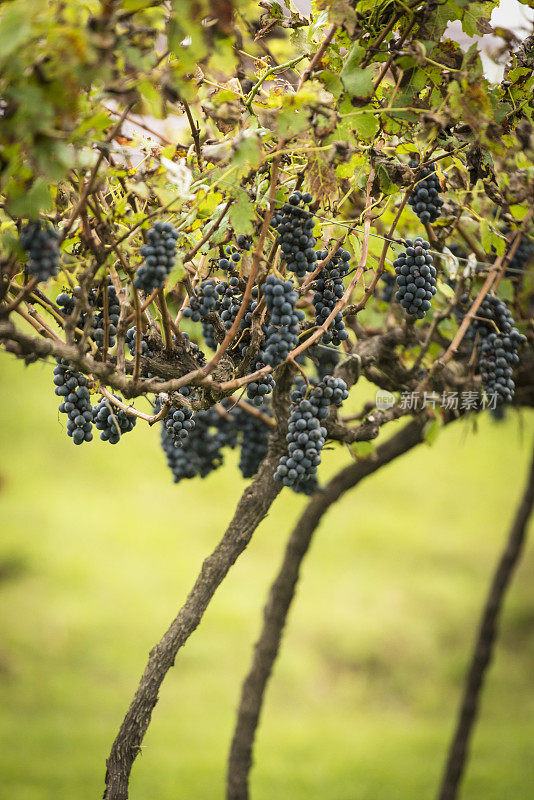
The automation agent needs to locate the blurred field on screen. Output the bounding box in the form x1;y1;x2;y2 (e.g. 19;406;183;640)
0;353;533;800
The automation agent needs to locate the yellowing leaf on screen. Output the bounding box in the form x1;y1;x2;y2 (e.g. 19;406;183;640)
306;153;336;203
230;193;255;235
352;112;379;139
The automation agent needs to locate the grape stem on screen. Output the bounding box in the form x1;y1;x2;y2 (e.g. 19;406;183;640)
98;385;170;425
1;276;39;316
181;98;203;169
61;104;133;241
245;55;307;114
156;288;175;353
296;25;336;91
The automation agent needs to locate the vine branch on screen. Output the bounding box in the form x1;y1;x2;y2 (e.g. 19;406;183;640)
226;416;428;800
437;440;534;800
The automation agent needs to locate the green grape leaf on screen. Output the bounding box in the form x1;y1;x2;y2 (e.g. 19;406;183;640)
341;58;374;98
230;193;255;235
7;179;53;219
352;112;379;139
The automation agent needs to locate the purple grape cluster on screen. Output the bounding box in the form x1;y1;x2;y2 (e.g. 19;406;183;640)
183;279;218;322
57;282;120;349
393;237;437;319
260;276;303;366
234;405;271;478
21;221;60;282
408;161;444;224
218;244;243;272
53;359;93;445
160;406;238;483
134;222;178;291
163;405;196;444
471;295;526;406
92;396;136;444
92;283;120;348
504;230;533;279
313;249;350;345
274;376;348;491
271;191;317;277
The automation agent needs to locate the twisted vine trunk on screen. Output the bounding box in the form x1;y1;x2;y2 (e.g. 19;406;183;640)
104;445;284;800
226;418;427;800
437;440;534;800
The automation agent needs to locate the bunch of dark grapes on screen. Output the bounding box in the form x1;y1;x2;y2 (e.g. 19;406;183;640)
159;397;272;485
394;237;437;319
56;286;96;342
185;408;231;477
213;403;240;452
310;344;340;381
183;280;218;322
163;404;195;444
236;234;252;250
217;280;258;353
161;406;230;483
218;278;242;330
56;290;76;316
126;327;154;358
245;285;276;407
408;161;444;224
471;293;516;337
133;222;178;291
160;404;240;484
313;249;350;345
92;283;120;348
57;282;121;349
377;271;396;303
201;319;217;350
92;396;136;444
260;276;303;366
20;221;60;282
478;329;525;406
215;281;277;406
274;376;348;491
53;359;93;445
160;424;199;483
234;405;271;478
471;295;526;406
271;191;317;277
218;245;242;272
504;231;533;279
246;372;276;407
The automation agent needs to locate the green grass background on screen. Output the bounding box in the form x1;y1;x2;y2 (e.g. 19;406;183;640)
0;353;533;800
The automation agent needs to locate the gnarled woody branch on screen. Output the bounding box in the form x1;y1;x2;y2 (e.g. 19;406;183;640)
103;365;296;800
437;439;534;800
103;443;285;800
226;416;429;800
